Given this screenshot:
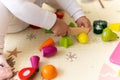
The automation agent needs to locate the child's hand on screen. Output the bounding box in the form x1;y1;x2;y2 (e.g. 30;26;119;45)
0;54;13;80
51;19;70;36
76;16;92;33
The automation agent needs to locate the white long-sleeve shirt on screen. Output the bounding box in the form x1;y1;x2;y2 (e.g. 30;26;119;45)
0;0;84;52
1;0;84;29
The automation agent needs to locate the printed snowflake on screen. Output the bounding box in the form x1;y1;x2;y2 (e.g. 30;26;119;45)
26;33;36;40
65;52;77;62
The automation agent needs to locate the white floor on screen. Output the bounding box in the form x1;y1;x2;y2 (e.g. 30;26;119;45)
4;0;120;80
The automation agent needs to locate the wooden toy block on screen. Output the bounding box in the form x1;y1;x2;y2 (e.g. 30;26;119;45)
59;36;73;48
108;23;120;32
68;22;75;27
41;64;57;79
110;42;120;65
41;46;57;57
39;38;55;51
18;67;36;80
30;56;40;72
93;20;107;34
68;27;89;36
44;27;89;36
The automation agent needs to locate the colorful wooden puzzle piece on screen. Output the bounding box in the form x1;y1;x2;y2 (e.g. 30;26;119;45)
59;36;73;48
110;42;120;65
99;63;120;80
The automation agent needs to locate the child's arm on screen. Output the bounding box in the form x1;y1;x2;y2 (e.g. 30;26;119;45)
56;0;84;21
1;0;57;30
56;0;91;31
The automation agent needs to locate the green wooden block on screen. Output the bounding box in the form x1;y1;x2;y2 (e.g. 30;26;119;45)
44;29;53;34
68;22;75;27
93;20;107;34
59;36;73;48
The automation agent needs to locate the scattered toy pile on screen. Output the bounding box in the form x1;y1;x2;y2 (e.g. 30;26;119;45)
93;20;119;42
18;56;40;80
18;4;120;79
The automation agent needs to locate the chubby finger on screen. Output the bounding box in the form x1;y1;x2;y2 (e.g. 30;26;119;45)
53;31;66;37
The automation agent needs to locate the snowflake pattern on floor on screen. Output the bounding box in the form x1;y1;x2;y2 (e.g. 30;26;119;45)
65;52;77;62
26;33;36;40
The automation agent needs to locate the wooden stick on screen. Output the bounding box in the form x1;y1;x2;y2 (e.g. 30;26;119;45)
98;0;105;8
68;27;89;35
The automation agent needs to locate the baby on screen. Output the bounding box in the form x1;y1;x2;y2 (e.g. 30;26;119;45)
0;0;91;79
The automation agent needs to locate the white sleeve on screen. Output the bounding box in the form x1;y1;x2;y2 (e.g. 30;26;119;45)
1;0;57;30
56;0;84;21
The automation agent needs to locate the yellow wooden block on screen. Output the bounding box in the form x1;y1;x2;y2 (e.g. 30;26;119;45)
68;27;89;36
108;23;120;32
118;70;120;76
